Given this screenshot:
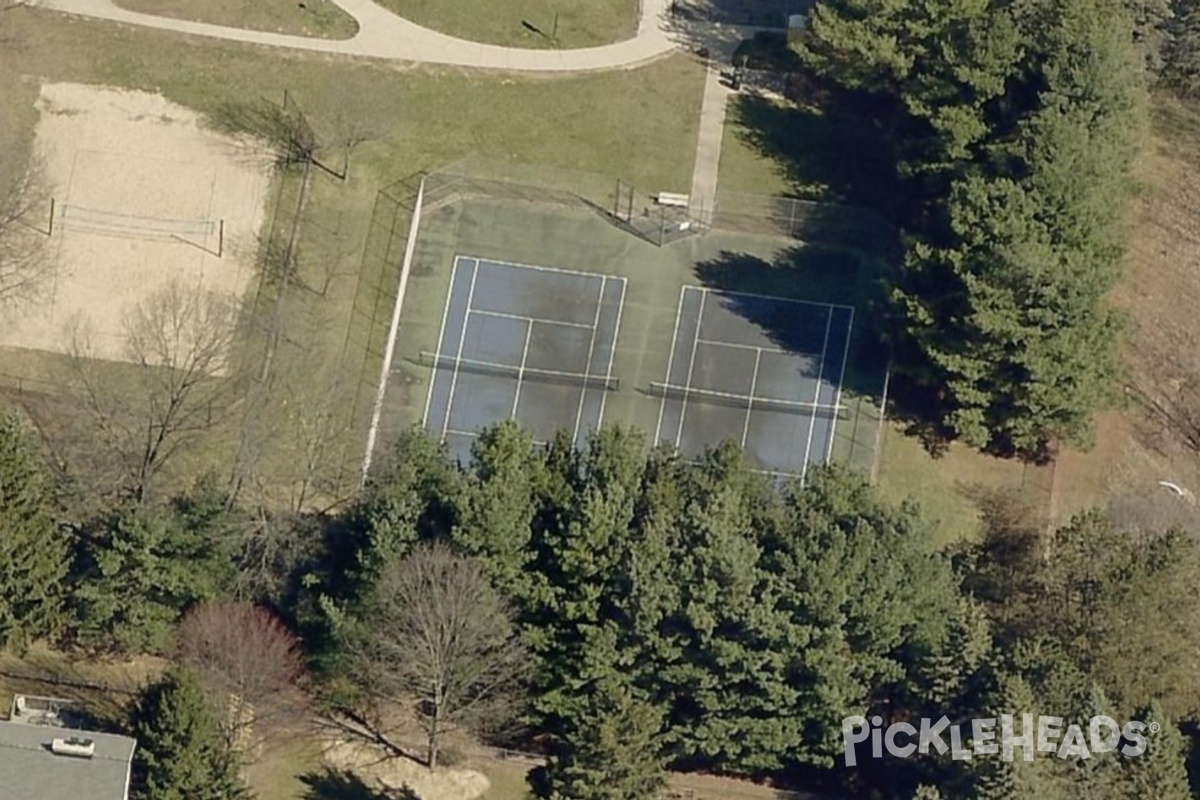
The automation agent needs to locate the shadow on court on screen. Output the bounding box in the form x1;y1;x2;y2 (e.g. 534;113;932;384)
693;246;889;405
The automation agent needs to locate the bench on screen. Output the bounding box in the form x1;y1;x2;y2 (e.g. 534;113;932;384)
655;192;690;208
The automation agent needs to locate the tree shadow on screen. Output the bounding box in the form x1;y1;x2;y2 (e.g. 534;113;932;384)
693;247;891;403
726;90;902;214
301;768;421;800
669;0;813;27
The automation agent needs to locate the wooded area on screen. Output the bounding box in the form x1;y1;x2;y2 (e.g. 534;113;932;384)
796;0;1197;457
3;414;1200;798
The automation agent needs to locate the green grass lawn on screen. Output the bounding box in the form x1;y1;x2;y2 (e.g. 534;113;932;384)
245;737;325;800
719;90;902;209
112;0;359;39
375;0;637;49
0;9;704;503
874;420;1053;548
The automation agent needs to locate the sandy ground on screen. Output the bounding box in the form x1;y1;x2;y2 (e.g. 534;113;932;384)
0;83;270;363
323;738;490;800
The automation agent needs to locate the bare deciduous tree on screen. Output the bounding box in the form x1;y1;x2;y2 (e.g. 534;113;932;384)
176;602;306;756
0;158;52;307
67;280;238;500
345;542;530;769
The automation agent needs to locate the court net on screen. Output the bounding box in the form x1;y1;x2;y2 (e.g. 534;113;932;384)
419;352;620;391
58;204;216;240
648;381;849;419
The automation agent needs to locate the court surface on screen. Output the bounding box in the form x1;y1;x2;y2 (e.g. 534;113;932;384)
655;286;854;477
422;256;626;462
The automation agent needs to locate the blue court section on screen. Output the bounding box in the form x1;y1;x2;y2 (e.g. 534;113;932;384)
422;257;625;464
656;286;854;476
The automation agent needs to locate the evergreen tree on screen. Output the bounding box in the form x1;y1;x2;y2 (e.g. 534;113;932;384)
0;412;68;650
1164;0;1200;94
454;422;546;608
800;0;1145;454
339;427;461;600
532;427;649;732
914;596;992;715
538;673;667;800
1119;701;1191;798
130;668;247;800
70;502;231;653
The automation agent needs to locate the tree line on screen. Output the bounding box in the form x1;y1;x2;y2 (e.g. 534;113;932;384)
3;411;1199;798
792;0;1200;456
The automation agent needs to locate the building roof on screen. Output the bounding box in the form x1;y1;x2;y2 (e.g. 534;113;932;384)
0;720;136;800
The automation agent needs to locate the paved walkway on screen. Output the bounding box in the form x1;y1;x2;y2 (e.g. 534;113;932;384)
32;0;679;72
688;63;734;223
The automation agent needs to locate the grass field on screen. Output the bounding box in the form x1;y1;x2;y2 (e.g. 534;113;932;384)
0;9;704;504
375;0;637;49
113;0;359;38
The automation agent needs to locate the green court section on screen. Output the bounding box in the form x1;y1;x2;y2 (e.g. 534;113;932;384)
378;195;887;473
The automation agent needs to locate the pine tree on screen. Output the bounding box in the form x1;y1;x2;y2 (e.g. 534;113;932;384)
1164;0;1200;95
539;674;667;800
0;412;68;650
800;0;1145;454
130;668;247;800
341;426;461;599
70;502;230;653
533;427;649;731
1118;701;1191;798
454;421;545;608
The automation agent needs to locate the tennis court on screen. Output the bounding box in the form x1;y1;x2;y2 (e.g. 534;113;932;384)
655;286;855;477
421;256;626;462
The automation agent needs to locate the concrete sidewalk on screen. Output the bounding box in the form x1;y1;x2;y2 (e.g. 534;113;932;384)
33;0;681;72
689;65;734;224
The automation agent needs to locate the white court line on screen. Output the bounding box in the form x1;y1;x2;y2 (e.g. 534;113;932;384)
800;305;835;483
596;278;627;432
511;319;534;419
467;256;610;326
471;307;594;330
442;260;481;439
709;286;856;313
675;287;709;449
572;275;606;444
469;254;613;278
655;286;690;444
826;306;855;462
422;256;473;428
695;337;796;357
740;348;763;448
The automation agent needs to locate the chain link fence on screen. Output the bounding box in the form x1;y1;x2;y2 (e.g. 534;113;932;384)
418;156;708;248
713;190;898;255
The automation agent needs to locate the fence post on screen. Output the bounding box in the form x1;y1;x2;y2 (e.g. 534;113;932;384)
48;198;55;237
217;219;224;258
